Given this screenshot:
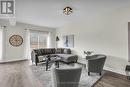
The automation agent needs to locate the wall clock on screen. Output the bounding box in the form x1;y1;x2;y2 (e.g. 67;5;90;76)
9;35;23;46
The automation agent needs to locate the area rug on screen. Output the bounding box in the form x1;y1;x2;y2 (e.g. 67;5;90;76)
30;63;104;87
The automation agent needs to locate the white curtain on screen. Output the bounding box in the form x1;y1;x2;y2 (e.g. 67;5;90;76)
47;32;51;48
24;29;31;59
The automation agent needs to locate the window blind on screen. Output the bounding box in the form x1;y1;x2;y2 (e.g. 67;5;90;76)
30;30;49;50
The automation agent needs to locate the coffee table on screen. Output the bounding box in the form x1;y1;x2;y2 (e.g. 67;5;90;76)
45;56;61;71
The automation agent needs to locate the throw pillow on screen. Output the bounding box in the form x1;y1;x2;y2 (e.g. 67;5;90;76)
56;48;64;54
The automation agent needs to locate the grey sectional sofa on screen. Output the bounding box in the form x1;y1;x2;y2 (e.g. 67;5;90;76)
31;48;78;65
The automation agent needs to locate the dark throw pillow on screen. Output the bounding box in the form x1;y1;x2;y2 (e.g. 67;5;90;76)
55;48;64;54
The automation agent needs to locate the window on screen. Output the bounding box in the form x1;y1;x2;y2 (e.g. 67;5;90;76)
30;31;49;50
0;29;3;60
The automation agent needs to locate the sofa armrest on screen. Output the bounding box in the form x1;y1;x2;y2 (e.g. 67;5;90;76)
31;50;39;65
67;55;78;61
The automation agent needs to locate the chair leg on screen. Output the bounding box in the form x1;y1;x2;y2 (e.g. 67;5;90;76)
36;62;37;66
88;72;90;76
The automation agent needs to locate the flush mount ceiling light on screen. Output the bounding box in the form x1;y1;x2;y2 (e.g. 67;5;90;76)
63;7;73;15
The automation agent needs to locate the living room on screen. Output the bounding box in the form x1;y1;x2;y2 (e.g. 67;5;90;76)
0;0;130;87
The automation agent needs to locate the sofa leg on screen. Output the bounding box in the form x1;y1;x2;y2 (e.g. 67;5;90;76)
88;72;90;76
99;72;102;76
67;62;70;65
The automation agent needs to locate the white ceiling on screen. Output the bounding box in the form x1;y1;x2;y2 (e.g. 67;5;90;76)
13;0;130;28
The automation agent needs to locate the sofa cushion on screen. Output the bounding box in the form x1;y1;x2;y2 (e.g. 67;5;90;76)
44;49;49;54
34;49;42;56
38;56;46;62
55;48;64;54
43;49;54;54
63;49;71;54
57;54;78;62
40;49;46;55
51;48;56;54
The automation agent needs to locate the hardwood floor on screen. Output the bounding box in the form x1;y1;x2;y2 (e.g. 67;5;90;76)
93;71;130;87
1;59;130;87
0;60;42;87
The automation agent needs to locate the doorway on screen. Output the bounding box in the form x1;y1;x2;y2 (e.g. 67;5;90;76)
128;22;130;61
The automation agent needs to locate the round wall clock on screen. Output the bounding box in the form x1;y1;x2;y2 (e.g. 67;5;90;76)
9;35;23;46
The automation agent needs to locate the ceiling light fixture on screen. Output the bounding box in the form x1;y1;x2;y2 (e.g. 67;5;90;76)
63;7;73;15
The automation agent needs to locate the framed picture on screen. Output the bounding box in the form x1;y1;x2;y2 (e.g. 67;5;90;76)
63;35;74;48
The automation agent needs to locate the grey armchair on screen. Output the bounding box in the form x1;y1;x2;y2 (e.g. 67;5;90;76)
87;54;106;75
51;66;82;87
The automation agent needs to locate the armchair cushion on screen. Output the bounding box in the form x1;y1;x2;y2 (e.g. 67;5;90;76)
51;65;82;87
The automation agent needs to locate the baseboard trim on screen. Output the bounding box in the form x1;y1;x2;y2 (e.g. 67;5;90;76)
0;59;29;64
104;66;126;75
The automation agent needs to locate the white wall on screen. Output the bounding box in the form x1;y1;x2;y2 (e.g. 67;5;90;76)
57;6;130;75
0;22;56;60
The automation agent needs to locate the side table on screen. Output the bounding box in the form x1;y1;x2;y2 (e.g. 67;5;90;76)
77;58;87;68
77;56;94;68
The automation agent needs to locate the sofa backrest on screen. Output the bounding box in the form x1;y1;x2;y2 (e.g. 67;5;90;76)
34;48;55;56
43;48;56;54
63;49;71;54
33;48;71;56
55;48;64;54
55;48;71;54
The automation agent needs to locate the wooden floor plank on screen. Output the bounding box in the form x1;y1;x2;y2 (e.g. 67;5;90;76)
93;71;130;87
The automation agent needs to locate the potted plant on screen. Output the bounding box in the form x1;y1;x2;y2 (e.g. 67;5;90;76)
84;51;93;59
